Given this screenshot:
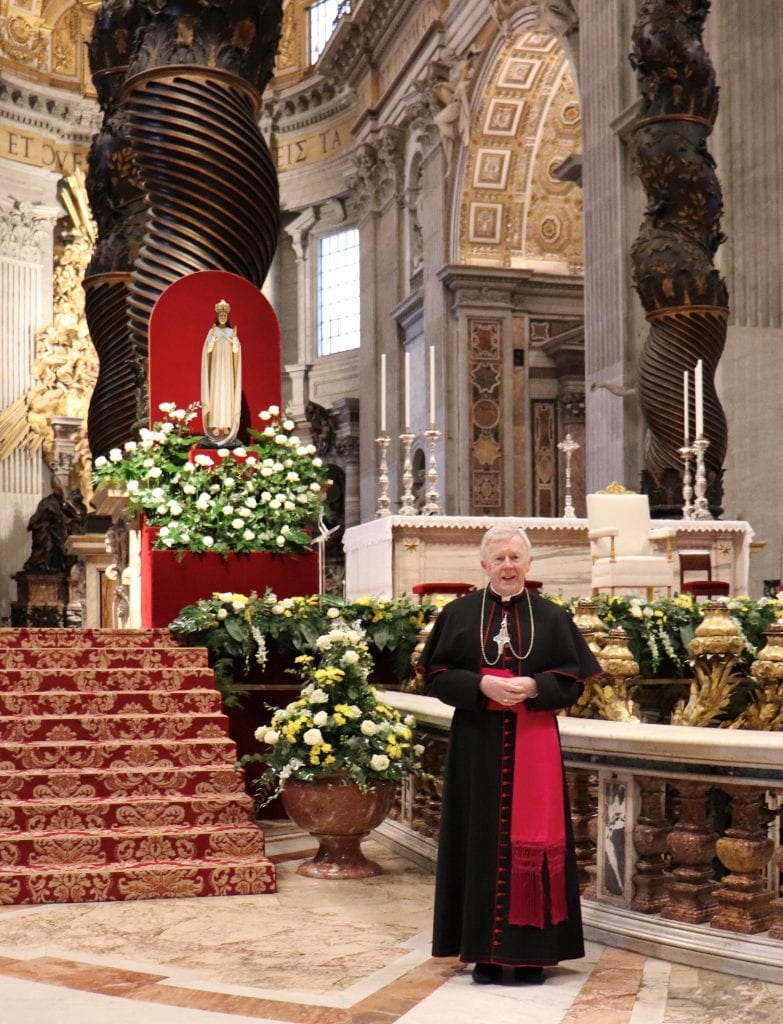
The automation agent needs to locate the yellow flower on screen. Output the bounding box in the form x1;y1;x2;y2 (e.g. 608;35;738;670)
333;714;346;726
387;744;402;758
294;654;313;665
324;755;336;765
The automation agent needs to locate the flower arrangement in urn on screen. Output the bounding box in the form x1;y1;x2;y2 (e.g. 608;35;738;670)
245;618;424;878
92;402;329;555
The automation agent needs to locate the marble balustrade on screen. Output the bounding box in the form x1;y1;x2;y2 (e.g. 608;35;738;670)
376;691;783;984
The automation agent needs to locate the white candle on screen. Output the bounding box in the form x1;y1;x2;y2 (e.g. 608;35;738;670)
380;353;387;433
429;345;436;426
695;359;703;438
683;370;689;447
404;351;411;429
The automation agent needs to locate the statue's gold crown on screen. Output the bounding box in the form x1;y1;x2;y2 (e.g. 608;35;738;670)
215;299;230;314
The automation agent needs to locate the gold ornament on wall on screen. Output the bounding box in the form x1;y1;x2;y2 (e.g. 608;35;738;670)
0;169;98;497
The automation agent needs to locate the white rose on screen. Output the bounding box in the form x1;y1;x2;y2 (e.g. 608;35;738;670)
276;535;286;547
263;729;280;745
169;502;182;516
222;505;235;515
219;592;232;602
313;710;328;727
94;455;107;468
217;448;230;458
217;608;228;620
156;505;167;514
233;447;247;457
281;598;294;609
271;604;284;615
182;462;195;473
275;434;288;445
159;526;170;535
147;466;162;479
342;650;359;666
126;479;139;492
312;457;323;468
283;418;295;430
151;486;164;498
242;530;255;541
284;501;296;511
259;410;271;421
158;402;174;412
109;448;123;462
268;404;280;416
160;422;174;433
124;441;137;452
404;714;416;728
203;536;214;548
310;482;322;492
414;744;425;756
183;484;196;495
287;471;299;482
308;689;329;704
180;533;190;544
361;720;378;736
370;754;390;771
194;454;214;467
303;728;323;746
244;496;257;508
326;607;340;619
232;600;246;611
231;518;245;529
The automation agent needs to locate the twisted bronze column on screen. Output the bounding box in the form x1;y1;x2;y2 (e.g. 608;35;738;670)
630;0;728;516
84;0;150;457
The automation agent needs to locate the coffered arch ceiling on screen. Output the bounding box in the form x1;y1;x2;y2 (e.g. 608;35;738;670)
457;25;582;274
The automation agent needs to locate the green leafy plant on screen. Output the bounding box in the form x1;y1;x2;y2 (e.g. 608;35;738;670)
91;402;329;554
241;619;424;803
169;590;434;693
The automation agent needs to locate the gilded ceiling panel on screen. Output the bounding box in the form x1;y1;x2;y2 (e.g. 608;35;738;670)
459;25;583;273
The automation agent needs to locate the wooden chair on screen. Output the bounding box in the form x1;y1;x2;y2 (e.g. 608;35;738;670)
678;550;730;598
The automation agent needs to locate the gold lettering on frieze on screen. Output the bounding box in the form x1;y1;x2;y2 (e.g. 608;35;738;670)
378;0;439;97
0;126;86;173
273;118;352;172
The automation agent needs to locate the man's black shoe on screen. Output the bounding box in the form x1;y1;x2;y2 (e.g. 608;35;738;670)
472;962;503;984
514;966;545;984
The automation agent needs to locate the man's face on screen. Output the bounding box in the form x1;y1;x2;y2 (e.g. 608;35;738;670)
481;535;532;597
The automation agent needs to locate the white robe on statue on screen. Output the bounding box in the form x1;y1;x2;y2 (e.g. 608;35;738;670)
201;325;242;444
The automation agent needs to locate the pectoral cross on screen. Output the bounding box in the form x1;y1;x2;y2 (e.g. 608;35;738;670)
492;614;511;658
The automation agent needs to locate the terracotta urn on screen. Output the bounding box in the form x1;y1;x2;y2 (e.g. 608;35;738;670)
281;775;396;879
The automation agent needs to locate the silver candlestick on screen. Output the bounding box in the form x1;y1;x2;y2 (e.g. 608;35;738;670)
422;428;442;515
375;435;391;518
678;444;695;520
691;435;712;520
398;431;417;516
556;433;579;519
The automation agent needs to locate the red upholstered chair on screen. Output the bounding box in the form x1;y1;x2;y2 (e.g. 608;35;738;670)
523;579;543;595
679;550;730;599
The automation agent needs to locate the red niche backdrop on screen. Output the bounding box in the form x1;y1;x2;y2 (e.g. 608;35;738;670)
148;270;282;438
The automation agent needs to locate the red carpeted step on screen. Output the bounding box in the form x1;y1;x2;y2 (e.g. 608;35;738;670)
0;858;277;904
0;712;232;743
0;765;249;802
0;822;265;867
0;646;208;669
0;689;223;717
0;626;275;904
0;628;182;648
0;792;258;832
0;667;215;691
0;737;238;771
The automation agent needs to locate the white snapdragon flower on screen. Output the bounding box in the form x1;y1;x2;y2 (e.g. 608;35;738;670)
370;754;390;771
303;728;323;746
361;720;378;736
158;401;175;413
160;422;174;433
313;710;328;727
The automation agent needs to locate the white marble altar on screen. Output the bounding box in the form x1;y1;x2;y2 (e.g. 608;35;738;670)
343;515;754;599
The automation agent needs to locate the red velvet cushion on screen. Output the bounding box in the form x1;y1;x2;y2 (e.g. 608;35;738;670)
681;580;730;597
411;582;474;596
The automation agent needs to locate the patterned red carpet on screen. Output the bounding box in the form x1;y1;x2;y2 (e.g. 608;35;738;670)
0;628;275;904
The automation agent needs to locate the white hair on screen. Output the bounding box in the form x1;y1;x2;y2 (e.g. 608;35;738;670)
479;524;532;560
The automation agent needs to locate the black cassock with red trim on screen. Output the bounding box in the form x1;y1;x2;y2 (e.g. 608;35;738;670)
418;587;601;967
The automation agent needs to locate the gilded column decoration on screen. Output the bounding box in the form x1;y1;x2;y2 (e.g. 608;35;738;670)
630;0;729;516
0;183;97;496
468;319;504;515
84;0;151;456
121;0;283;365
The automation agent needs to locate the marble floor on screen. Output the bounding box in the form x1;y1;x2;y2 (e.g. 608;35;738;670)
0;821;782;1024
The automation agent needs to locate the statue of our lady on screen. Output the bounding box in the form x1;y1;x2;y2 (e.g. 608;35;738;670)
201;299;242;445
